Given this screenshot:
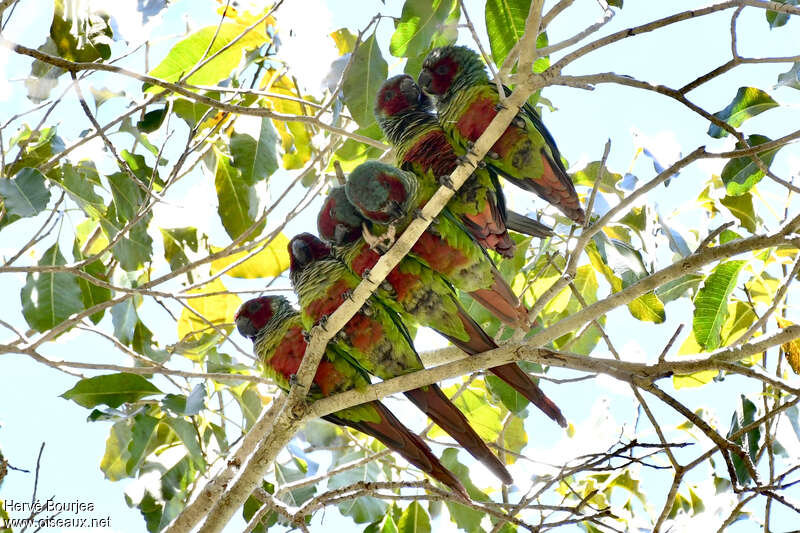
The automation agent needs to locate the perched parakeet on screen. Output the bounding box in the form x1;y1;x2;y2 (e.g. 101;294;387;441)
344;161;527;327
318;188;567;427
375;74;553;259
418;45;585;224
288;233;513;484
235;295;468;498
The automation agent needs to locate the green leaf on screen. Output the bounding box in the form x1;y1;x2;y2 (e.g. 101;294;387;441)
99;203;153;271
720;135;782;195
766;0;799;28
90;86;125;108
57;163;106;220
126;413;160;475
164;417;206;468
331;122;385;172
49;0;112;62
656;274;703;303
162;384;206;416
112;299;139;346
161;227;198;275
726;395;761;484
120;150;163;189
20;244;84;332
608;0;623;6
390;0;455;58
230;119;280;185
398;502;430;533
147;23;268;88
374;514;399;533
486;374;528;414
342;33;388;127
486;0;531;67
137;107;168;133
213;147;261;240
776;62;800;90
61;373;162;408
76;253;112;324
693;260;747;350
439;448;488;531
275;459;317;507
430;381;502;442
707;87;778;138
0;168;50;218
720;193;757;233
173;98;212;128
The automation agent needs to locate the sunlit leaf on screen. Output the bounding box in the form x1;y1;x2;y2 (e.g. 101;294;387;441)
390;0;454;58
720;135;782;196
485;0;530;67
126;413;159;475
720;192;757;233
674;330;717;388
209;232;290;278
161;227;199;275
330;28;357;55
707;87;778;138
50;0;112;62
777;317;800;374
571;161;623;196
693;260;746;350
398;501;430;533
176;278;242;347
656;274;703;303
147;21;269;87
101;420;133;481
262;70;314;170
431;380;502;442
213;147;261;240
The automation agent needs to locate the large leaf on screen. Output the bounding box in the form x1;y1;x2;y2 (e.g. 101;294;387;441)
720;135;782;196
213;147;261;241
230;119;280;185
61;373;162;408
342;33;388;127
439;448;489;531
147;21;270;87
261;70;314;170
486;0;531;67
57;163;106;220
397;502;430;533
101;420;133;481
20;244;84;333
692;260;746;350
99;203;153;271
176;278;242;349
656;274;703;303
209;233;290;278
0;168;50;218
707;87;778;138
571;161;624;197
430;380;502;442
390;0;455;58
126;413;160;475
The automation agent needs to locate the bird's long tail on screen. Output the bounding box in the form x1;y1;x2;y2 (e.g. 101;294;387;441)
468;268;527;327
459;199;515;259
324;404;469;499
505;210;553;239
404;385;513;485
441;301;567;428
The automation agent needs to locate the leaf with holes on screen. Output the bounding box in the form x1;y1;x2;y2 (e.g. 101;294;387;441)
693;260;746;350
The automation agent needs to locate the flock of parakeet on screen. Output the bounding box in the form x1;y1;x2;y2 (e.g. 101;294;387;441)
234;46;586;499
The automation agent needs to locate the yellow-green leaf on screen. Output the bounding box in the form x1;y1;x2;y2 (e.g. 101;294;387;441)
693;260;747;350
176;278;242;346
777;317;800;374
210;233;290;278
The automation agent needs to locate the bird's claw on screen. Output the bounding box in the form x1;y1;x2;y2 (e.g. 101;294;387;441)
512;116;526;130
413;208;428;221
342;289;354;301
317;315;329;332
302;330;312;342
362;222;396;254
486;151;501;160
437;174;455;190
494;101;507;112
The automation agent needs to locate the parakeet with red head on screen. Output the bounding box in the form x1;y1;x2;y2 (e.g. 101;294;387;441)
344;161;527;327
288;233;514;484
235;295;469;498
375;74;552;259
318;189;567;427
418;45;585;224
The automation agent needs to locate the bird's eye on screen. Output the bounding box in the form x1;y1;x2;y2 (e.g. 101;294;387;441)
383;90;395;101
436;64;448;75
